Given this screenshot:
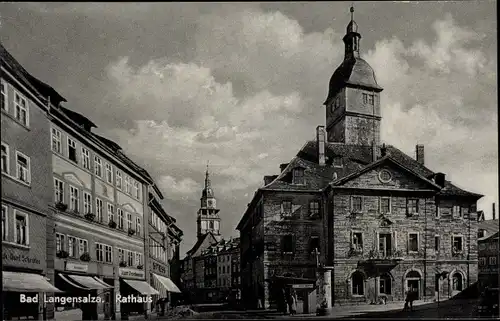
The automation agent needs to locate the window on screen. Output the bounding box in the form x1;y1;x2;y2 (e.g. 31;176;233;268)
1;142;9;174
135;252;142;266
452;235;463;253
67;138;77;163
351;271;365;296
362;93;374;106
107;204;114;222
118;248;124;262
408;233;419;252
478;229;486;238
105;163;113;184
117;209;124;229
14;211;29;245
333;156;343;168
79;238;88;254
54;178;64;203
292;168;305;185
479;257;486;266
407;199;419;215
69;186;79;212
14;91;28;126
309;236;320;255
452;205;462;218
127;212;132;230
434;235;440;252
125;176;131;194
351;196;362;212
95;198;103;222
68;236;77;257
127;251;134;266
81;148;90;170
51;128;62;154
116;170;122;189
136;217;141;236
309;201;320;218
281;201;292;216
15;151;30;183
96;243;104;262
380;197;391;214
133;181;140;199
489;256;498;266
83;192;92;214
105;244;113;263
56;233;65;252
94;156;103;177
379;273;392;295
281;235;295;254
352;232;363;250
1;79;7;111
2;205;7;241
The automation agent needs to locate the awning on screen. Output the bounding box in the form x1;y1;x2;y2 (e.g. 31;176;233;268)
122;279;160;295
63;274;112;290
153;273;181;294
3;271;63;293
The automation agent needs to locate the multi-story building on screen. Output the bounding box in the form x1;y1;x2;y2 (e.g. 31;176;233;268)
147;186;183;312
478;204;499;292
227;238;242;301
217;242;233;294
237;8;482;310
1;42;65;320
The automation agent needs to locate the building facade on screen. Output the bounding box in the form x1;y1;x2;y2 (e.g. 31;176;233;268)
1;42;65;320
147;186;183;311
478;204;499;293
237;9;482;310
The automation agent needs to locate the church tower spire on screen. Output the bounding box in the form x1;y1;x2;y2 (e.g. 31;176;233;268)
197;162;221;239
323;6;383;146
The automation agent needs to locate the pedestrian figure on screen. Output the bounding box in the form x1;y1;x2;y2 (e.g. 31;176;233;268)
289;288;297;316
280;287;288;315
408;289;417;311
284;286;292;315
403;291;410;312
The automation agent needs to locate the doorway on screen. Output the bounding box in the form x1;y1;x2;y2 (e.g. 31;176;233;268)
406;279;420;299
378;233;392;257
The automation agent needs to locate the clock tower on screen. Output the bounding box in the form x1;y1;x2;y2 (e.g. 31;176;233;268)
196;164;221;239
324;6;384;146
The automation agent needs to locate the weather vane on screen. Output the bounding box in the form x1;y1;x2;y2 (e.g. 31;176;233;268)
350;2;355;21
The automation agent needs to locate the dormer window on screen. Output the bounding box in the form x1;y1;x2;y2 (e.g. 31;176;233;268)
478;229;486;238
333;156;343;168
292;168;305;185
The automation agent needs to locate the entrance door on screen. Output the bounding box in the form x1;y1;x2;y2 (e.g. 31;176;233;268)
407;280;420;299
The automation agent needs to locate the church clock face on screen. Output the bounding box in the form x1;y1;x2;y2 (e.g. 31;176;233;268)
208;200;213;207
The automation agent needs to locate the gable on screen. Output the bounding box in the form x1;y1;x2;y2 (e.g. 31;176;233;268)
336;160;439;191
191;233;217;257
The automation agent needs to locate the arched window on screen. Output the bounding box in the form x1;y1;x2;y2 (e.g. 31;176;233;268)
379;273;392;295
452;273;463;291
351;271;364;296
209;221;214;229
407;271;421;279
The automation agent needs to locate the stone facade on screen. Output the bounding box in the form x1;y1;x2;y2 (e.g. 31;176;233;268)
478;232;499;291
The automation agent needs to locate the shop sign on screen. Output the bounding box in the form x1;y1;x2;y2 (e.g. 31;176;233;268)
119;267;145;279
292;284;314;289
65;262;89;272
152;261;166;274
2;252;41;265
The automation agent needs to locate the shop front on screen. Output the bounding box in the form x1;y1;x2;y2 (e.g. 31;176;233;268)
119;267;159;319
2;248;63;320
55;261;113;320
151;272;182;315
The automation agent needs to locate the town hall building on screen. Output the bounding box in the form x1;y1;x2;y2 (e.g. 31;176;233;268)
236;8;482;310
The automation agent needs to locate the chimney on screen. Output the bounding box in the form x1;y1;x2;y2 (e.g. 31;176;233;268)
381;143;387;157
493;203;496;220
434;172;445;188
279;163;289;172
371;141;378;162
416;144;425;165
317;126;326;166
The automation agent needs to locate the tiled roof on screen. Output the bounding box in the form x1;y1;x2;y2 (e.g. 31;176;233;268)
478;219;499;241
60;106;97;131
1;42;66;106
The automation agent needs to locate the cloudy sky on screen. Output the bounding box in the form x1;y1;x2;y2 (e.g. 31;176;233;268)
1;1;497;255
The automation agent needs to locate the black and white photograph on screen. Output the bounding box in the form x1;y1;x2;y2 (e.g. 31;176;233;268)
1;1;498;320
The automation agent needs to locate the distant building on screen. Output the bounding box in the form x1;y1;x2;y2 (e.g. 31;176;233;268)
478;205;499;292
237;8;482;310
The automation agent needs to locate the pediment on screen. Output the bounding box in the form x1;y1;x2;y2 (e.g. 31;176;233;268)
378;215;394;227
332;156;441;191
63;173;85;187
122;203;138;213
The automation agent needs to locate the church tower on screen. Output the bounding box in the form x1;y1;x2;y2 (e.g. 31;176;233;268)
324;6;383;146
196;164;221;239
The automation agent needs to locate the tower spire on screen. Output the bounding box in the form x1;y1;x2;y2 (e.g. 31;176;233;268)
205;161;211;188
350;3;354;22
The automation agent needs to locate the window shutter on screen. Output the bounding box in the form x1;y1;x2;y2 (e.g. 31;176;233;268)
393;231;397;252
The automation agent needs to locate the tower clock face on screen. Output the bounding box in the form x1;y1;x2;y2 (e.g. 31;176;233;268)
208;200;213;207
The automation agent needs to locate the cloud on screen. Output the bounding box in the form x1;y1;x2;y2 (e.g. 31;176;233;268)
157;176;199;200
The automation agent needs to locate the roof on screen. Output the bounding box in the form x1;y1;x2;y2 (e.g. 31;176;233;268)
185;232;218;257
478;219;499;241
60;106;97;131
324;56;383;105
237;140;483;230
1;42;66;106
